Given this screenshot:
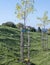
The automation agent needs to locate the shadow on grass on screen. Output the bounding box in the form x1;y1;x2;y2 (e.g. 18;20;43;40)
30;49;39;53
30;49;39;57
30;62;36;65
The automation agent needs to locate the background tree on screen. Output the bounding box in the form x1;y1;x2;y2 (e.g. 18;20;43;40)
37;11;50;29
2;22;16;28
30;27;36;32
16;23;24;29
37;11;50;50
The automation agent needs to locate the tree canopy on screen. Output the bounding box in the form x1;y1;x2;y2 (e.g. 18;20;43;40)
15;0;34;26
37;11;50;28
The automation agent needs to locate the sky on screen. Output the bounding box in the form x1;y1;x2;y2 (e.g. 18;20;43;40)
0;0;50;28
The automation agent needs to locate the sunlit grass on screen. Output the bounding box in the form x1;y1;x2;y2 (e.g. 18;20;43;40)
0;26;50;65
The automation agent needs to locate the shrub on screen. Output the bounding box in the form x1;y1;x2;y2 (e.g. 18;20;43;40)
16;23;24;29
2;22;16;28
30;27;36;32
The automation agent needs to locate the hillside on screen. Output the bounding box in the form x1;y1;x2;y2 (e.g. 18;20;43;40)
0;26;50;65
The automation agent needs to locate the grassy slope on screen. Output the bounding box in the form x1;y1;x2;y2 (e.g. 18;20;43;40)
30;32;50;65
0;26;50;65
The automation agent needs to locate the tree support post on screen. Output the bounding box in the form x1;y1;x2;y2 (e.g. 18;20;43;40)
20;28;24;62
27;28;30;65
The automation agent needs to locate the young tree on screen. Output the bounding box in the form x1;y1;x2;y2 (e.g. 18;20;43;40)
15;0;34;63
37;11;50;50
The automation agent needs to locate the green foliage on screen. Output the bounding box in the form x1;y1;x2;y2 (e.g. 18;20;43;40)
16;23;24;29
30;27;36;32
2;22;16;28
37;11;50;28
16;0;34;19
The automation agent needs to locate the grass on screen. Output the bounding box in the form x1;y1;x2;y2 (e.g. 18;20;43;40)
0;26;50;65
